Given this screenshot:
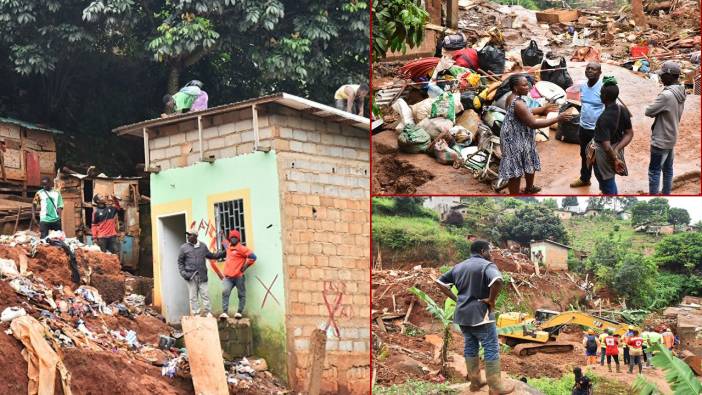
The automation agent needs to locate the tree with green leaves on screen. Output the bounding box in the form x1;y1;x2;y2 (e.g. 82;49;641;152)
653;232;702;273
372;0;428;61
542;198;558;210
561;196;578;209
586;238;626;288
498;204;569;245
409;287;456;378
612;254;657;308
631;198;670;226
668;207;691;227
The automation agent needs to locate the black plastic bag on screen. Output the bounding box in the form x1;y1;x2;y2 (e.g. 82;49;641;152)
540;57;573;90
441;34;466;51
460;91;477;110
555;103;581;144
521;40;544;67
478;45;506;75
494;73;536;102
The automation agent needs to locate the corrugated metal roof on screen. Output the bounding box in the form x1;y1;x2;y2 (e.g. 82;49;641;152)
113;92;369;136
0;116;63;134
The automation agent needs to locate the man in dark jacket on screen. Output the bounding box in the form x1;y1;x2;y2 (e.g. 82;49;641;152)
178;231;225;317
91;194;122;254
646;61;686;195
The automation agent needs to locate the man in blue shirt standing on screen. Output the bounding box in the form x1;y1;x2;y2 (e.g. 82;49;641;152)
571;62;604;188
438;240;513;394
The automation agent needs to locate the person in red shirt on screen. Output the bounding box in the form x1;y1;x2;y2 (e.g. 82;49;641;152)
604;329;621;373
627;330;644;374
91;194;122;254
219;229;256;319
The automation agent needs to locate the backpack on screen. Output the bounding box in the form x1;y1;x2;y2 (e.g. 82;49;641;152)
521;40;544;67
540;57;573;90
585;335;597;351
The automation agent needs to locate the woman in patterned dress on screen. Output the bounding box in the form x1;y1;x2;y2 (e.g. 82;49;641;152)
499;74;574;194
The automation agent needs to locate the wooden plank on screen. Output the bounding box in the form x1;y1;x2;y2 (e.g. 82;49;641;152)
307;329;327;395
62;200;76;237
181;316;228;395
94;180;114;198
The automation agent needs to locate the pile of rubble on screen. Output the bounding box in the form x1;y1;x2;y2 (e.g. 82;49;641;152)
0;230;286;394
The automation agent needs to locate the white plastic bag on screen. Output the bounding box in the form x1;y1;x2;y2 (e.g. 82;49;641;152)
0;258;18;278
1;307;26;322
392;98;415;131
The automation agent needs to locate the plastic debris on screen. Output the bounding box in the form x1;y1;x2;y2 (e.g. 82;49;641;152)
1;306;27;322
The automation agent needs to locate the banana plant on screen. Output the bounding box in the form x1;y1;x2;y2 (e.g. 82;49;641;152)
631;343;702;395
409;287;455;378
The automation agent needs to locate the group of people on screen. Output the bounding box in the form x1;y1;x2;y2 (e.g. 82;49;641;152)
32;176;122;253
177;229;257;320
499;60;686;195
582;326;677;374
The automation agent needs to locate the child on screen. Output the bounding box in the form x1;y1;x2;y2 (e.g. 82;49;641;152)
572;367;592;395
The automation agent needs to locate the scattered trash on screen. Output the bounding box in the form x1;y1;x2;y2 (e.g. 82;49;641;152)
1;306;27;322
0;258;19;278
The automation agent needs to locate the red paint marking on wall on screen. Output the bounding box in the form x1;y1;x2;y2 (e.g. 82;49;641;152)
323;281;347;337
256;274;280;308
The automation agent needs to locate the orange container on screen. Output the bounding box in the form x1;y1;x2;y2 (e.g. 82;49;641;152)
630;45;650;58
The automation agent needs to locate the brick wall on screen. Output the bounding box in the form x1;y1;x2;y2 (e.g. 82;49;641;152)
145;105;371;393
274;111;370;394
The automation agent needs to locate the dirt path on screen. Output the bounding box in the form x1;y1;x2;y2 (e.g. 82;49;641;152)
372;63;701;195
584;362;673;394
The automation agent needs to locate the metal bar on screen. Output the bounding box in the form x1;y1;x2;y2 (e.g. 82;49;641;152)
197;116;204;161
143;128;150;169
252;104;259;151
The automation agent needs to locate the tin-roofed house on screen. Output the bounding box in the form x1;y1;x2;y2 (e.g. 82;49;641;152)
0;117;61;196
113;93;370;394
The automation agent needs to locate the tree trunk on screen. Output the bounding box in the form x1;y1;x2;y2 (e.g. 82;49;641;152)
632;0;648;28
168;65;180;94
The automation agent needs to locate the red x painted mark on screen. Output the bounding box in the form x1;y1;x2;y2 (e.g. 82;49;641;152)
257;274;280;308
323;287;345;337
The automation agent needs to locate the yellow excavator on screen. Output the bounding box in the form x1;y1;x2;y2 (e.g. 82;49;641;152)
497;309;640;356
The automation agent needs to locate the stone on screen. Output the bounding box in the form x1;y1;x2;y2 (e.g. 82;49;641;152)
250;358;268;372
386;354;429;376
448;376;543;394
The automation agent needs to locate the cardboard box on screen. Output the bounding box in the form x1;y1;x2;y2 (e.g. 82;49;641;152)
535;9;580;24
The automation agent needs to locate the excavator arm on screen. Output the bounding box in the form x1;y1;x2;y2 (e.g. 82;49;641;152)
538;311;637;336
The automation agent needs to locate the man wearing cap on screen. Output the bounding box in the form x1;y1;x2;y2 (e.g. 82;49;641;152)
220;229;257;319
177;231;225;317
645;61;686;195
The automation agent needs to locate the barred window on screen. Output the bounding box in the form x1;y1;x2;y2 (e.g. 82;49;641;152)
214;199;247;249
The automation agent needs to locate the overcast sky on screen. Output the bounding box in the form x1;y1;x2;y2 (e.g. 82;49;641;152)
545;197;702;222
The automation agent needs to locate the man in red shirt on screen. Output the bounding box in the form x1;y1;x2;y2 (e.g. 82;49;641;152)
91;194;122;254
604;329;621;372
219;229;257;319
627;329;644;374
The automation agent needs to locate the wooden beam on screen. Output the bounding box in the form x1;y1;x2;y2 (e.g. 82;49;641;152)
447;0;459;29
307;329;327;395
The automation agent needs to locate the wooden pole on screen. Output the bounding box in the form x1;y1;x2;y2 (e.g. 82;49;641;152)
13;205;21;234
447;0;459;29
307;329;327;395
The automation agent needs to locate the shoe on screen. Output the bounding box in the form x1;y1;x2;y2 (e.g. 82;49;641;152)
466;357;487;391
570;178;591;187
485;359;514;394
219;313;229;319
234;312;242;319
521;185;541;194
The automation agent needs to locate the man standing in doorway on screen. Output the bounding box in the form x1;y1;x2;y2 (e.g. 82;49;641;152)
220;230;257;320
645;61;686;195
178;231;225;317
33;176;63;238
438;240;514;394
91;194;122;254
571;62;604;189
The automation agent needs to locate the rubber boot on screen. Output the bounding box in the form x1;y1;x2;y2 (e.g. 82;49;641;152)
465;357;487;391
607;364;612;372
616;364;620;373
485;359;514;395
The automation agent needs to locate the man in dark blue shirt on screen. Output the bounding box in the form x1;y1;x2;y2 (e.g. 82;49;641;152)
438;240;513;394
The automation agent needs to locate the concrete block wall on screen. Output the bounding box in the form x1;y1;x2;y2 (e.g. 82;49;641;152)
147;108;274;171
274;111;370;394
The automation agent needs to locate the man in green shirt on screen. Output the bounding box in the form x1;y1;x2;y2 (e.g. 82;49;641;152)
641;327;662;368
32;176;63;238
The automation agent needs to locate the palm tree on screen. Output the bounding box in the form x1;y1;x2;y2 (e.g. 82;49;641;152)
632;344;702;395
